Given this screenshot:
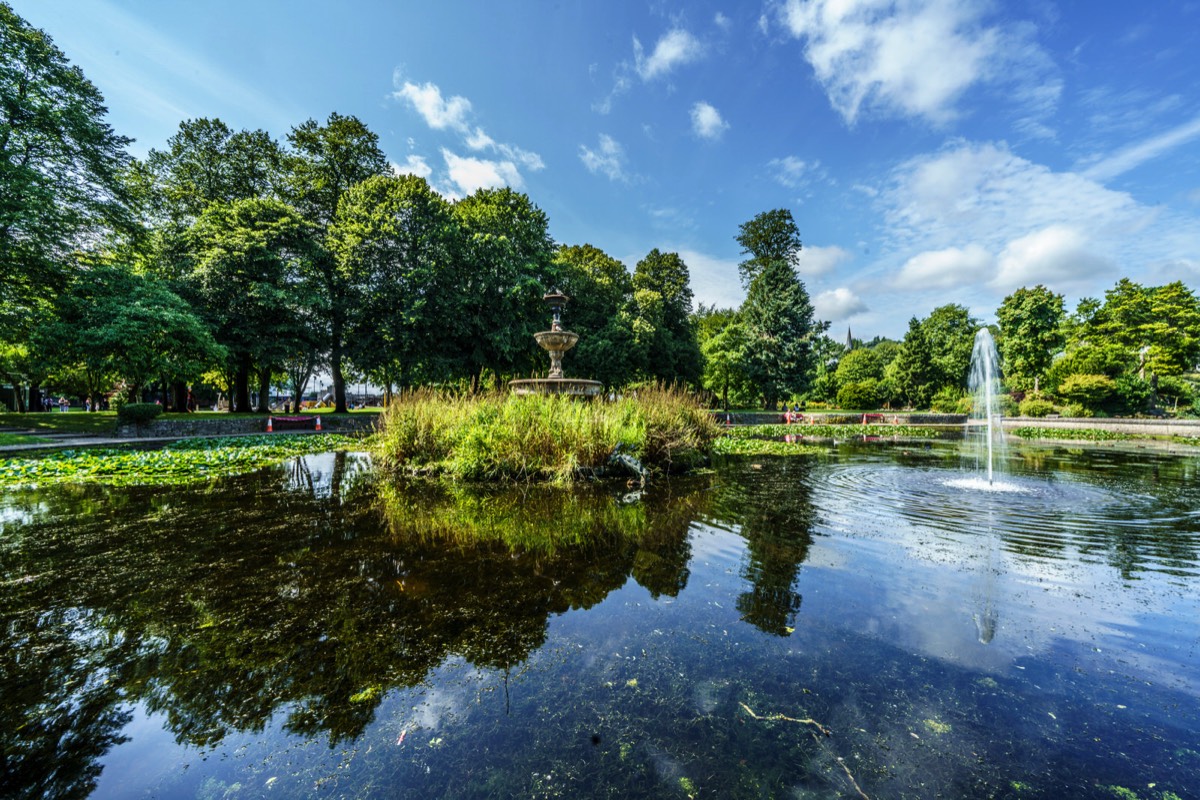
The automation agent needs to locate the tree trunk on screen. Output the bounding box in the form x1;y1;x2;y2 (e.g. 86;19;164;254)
170;381;187;412
29;382;42;414
7;375;26;413
256;368;271;413
234;355;252;413
331;317;348;414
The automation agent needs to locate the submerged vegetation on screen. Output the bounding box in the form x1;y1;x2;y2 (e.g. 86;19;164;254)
0;433;362;488
373;387;720;483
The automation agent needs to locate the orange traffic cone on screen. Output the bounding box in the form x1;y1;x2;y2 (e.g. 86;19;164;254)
266;416;273;432
315;416;322;431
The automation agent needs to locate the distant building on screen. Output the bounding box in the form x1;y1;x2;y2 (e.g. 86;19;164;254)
845;327;854;351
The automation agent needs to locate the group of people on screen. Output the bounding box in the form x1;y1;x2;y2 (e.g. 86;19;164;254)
39;395;111;412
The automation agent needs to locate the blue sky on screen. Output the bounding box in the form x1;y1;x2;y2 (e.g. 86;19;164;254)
14;0;1200;339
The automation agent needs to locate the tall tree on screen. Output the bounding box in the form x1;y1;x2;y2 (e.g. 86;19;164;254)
695;305;753;411
632;249;703;386
1;4;132;379
892;316;938;408
187;199;315;412
283;113;388;413
996;285;1065;392
1093;279;1200;376
734;211;821;408
740;257;822;408
451;187;555;390
735;208;802;287
330;174;457;392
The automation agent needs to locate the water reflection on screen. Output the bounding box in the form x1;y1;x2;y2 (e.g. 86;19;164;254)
0;454;711;798
708;458;817;636
1;445;1198;799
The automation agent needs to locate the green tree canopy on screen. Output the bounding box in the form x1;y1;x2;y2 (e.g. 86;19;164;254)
282;113;388;412
187;198;315;411
1;3;133;341
740;256;822;408
35;263;223;401
450;187;556;390
996;285;1065;392
735;208;801;287
330;173;457;390
631;249;703;386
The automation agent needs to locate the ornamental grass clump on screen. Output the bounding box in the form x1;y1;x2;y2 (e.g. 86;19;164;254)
373;385;720;483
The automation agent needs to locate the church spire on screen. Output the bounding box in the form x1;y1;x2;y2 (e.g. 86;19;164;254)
845;326;853;351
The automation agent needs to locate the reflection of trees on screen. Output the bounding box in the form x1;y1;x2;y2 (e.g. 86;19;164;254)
709;457;817;636
0;459;710;792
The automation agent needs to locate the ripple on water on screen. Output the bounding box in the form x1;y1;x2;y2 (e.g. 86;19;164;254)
814;463;1200;578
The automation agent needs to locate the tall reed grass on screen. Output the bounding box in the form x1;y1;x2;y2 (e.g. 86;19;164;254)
373;386;720;483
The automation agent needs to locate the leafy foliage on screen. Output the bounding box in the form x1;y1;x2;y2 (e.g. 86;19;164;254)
997;285;1064;391
116;402;162;424
0;4;133;341
0;433;361;487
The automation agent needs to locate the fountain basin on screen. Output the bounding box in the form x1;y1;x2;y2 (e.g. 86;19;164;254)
508;377;604;397
533;330;579;352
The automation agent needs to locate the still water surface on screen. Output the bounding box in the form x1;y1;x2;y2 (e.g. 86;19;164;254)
1;443;1198;798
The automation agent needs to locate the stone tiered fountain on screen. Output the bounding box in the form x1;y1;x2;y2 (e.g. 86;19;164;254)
509;290;604;397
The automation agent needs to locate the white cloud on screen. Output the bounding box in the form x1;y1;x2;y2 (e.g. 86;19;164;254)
691;101;729;140
674;249;743;310
815;287;869;319
896;244;995;289
885;141;1149;253
579;134;629;182
875;140;1200;308
394;80;472;132
770;156;817;188
797;244;851;276
993;225;1113;289
779;0;1057;125
1082;114;1200;182
391;155;433;181
634;28;705;80
394;76;544;189
715;12;732;31
442;149;523;195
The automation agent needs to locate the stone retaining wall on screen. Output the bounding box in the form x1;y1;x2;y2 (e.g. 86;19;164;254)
710;411;968;426
116;413;380;439
1000;416;1200;438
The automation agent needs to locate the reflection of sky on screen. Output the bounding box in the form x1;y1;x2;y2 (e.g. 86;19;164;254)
0;497;42;528
796;461;1200;697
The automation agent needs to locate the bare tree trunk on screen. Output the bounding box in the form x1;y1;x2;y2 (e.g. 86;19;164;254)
256;368;271;413
234;355;252;413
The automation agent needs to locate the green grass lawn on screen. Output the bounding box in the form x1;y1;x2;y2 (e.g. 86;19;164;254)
0;411;118;434
0;432;52;446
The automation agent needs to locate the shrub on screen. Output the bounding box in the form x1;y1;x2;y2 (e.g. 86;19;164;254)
1061;403;1094;418
930;386;966;413
1114;375;1153;414
117;402;163;424
1057;373;1116;410
1019;397;1056;417
836;378;880;410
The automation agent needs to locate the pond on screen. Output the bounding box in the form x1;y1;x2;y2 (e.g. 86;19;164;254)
1;443;1198;799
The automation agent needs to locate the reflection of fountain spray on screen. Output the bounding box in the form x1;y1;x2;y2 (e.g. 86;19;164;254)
973;528;1000;644
968;328;1005;485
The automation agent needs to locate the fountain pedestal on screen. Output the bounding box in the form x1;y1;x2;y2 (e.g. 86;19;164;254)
508;290;604;397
